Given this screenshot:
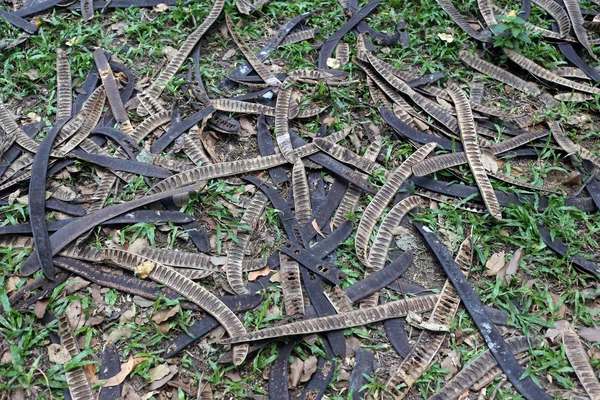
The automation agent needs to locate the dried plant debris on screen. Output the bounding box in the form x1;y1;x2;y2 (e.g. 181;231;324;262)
2;0;600;398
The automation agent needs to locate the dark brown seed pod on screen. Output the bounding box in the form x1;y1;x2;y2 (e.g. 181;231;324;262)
220;294;439;344
56;314;95;400
0;152;34;183
226;191;267;295
560;321;600;399
532;0;571;38
55;49;72;120
275;84;297;164
280;253;305;317
103;248;249;365
429;336;541;400
130;110;171;144
447;85;502;220
355;143;437;263
504;49;600;95
225;13;280;86
386;237;472;392
292;160;313;225
324;285;353;314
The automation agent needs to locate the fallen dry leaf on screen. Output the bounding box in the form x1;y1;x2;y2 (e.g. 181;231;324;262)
504;248;525;284
440;350;461;380
578;326;600;342
149;365;178;390
312;219;325;238
133;296;155;308
48;344;72;364
148;364;170;383
103;356;147;387
153;3;168;11
108;325;133;343
289;357;303;388
239;117;255;134
485;251;506;276
86;315;105;327
135;260;155;279
120;309;135;324
64;276;90;295
152;305;180;324
24;69;38;80
247;266;270;281
481;149;498;173
85;363;97;385
162;46;178;61
67;300;85;331
300;356;318;383
34;299;50;319
438;32;454;43
269;272;281;283
5;276;20;294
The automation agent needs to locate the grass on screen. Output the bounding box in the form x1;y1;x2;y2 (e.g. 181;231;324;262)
1;0;600;398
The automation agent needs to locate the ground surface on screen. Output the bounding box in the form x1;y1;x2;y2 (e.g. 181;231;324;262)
1;0;600;399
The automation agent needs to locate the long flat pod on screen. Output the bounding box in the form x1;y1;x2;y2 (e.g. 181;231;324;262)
434;0;492;42
0;99;31;158
56;314;95;400
504;49;600;95
559;321;600;399
99;342;121;400
210;98;274;116
415;223;551;400
93;48;133;134
30;119;70;280
140;0;225;106
292;160;313;225
429;336;541;400
447;85;501;220
313;138;386;177
137;247;214;270
70;148;172;178
269;339;300;400
355;143;437;263
275;84;297;163
280;254;305;316
349;348;374;400
226;191;267;295
130;110;171;144
386;237;473;393
221;295;439;344
104;248;249;365
563;0;596;60
55;49;73;120
256;113;288;184
549;121;600;167
150;105;215;154
225;14;280;86
533;0;570;38
184;130;212;166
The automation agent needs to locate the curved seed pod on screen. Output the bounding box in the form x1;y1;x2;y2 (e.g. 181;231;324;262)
56;49;72;120
184;130;212;166
488;171;558;193
0;236;35;249
59;244;104;262
88;175;117;213
314;138;386;177
131;110;171;144
1;152;34;183
288;70;341;82
470;102;524;119
560;321;600;399
137;247;214;270
471;355;531;391
0;170;32;191
584;21;600;31
14;130;41;154
280;253;305;316
434;0;492;42
280;28;317;46
367;53;459;132
470;74;484;105
104;248;249;365
429;336;541;400
554;92;595;102
177;268;213;280
152;155;194;172
459;51;543;97
448;85;501;220
275;85;297;164
563;0;596;60
55;88;106;156
225;14;280;86
336;42;350;66
210;98;275;116
553;66;590;80
235;0;252;14
355;143;437;263
220;294;439;344
386;237;472;392
295;105;329;118
142;0;225;102
333;136;382;227
0;99;25;157
292;160;313;225
478;0;498;26
355;57;412;109
504;49;600;95
325;285;353;313
532;0;570;38
415;188;487;213
56;314;95;400
226;191;267;295
54;87;106;147
550;121;600;167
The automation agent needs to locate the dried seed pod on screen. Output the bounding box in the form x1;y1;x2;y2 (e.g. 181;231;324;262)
336;42;350;66
280;254;305;316
54;87;106;146
104;248;249;365
184;130;212;166
87;175;117;213
470;74;485;105
447;85;501;220
554;92;595;102
415;188;487;213
137;247;214;270
564;0;596;60
434;0;492;42
292;160;312;225
210;98;275;116
55;49;73;120
532;0;571;38
355;142;437;263
280;28;317;46
59;244;104;262
550;121;600;167
130;110;171;144
275;84;297;163
220;294;439;344
560;321;600;399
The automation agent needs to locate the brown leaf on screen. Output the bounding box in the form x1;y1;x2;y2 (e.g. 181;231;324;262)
48;344;72;364
225;371;242;382
67;300;85;331
148;364;170;382
5;276;20;294
152;305;180;324
239;117;255;134
108;325;133;343
289;357;303;388
162;46;178;61
120;309;135;324
133;296;155;308
156;321;170;335
10;388;25;400
578;326;600;342
24;69;38;80
480;148;498;173
247;266;270;281
149;365;178;390
86;315;105;327
485;251;506;277
312;219;325;238
34;299;49;319
64;277;90;295
85;363;97;385
440;350;461;380
135;260;155;279
103;356;146;387
300;356;318;383
504;248;525;284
